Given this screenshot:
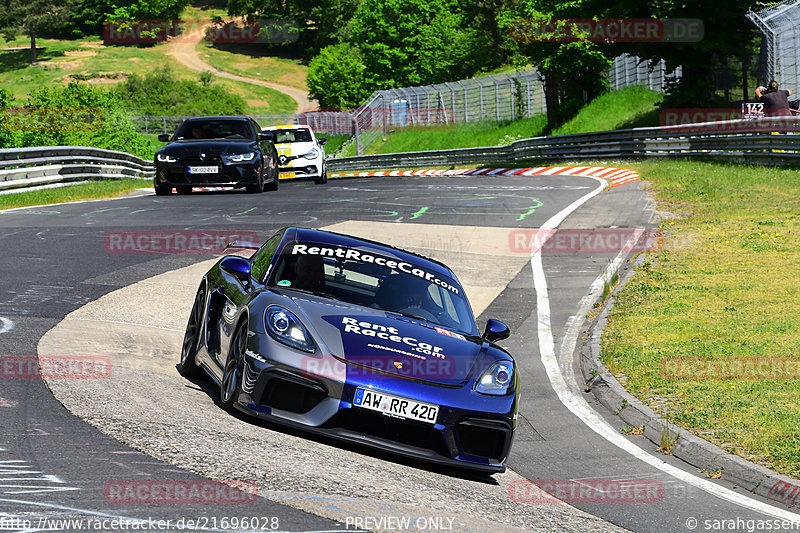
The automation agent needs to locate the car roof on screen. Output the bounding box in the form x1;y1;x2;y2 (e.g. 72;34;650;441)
282;227;457;279
262;124;313;131
184;116;251;121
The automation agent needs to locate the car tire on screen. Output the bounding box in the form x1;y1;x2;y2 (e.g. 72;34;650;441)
177;186;192;195
246;172;265;194
179;285;205;378
314;163;327;185
265;167;279;191
220;319;247;411
154;183;170;195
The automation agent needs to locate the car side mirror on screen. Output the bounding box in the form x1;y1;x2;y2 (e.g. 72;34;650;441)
318;137;327;145
483;319;510;343
260;132;275;141
157;133;171;142
220;256;252;284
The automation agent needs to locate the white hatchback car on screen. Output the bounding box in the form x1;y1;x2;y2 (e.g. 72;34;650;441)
261;124;328;184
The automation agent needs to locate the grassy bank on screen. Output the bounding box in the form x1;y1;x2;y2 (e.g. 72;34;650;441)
0;178;147;211
337;86;661;157
602;160;800;476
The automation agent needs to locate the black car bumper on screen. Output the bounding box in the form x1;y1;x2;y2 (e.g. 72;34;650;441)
155;161;260;188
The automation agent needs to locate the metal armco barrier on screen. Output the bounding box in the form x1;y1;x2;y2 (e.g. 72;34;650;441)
0;146;154;192
327;118;800;172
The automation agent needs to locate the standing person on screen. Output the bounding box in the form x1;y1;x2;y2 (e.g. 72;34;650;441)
756;81;793;116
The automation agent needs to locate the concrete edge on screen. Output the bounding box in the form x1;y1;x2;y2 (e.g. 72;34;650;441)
579;254;800;508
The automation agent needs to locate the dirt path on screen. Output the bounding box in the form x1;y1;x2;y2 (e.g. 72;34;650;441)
165;30;317;112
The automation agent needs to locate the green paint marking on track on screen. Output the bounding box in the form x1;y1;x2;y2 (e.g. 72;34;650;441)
517;199;544;221
237;207;257;215
411;207;429;220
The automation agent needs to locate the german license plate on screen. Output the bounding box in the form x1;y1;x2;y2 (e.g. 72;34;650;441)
353;388;438;424
188;166;218;174
278;172;296;180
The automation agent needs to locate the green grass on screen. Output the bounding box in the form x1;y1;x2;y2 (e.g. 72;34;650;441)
320;134;349;155
198;41;309;91
0;36;296;113
601;159;800;476
0;178;146;211
551;85;662;136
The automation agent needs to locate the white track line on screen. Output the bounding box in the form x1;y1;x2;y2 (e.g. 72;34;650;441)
530;173;800;520
0;317;14;335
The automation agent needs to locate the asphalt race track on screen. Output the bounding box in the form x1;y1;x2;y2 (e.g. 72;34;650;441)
1;173;799;533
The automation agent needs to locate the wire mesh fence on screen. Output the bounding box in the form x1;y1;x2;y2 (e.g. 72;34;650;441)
608;54;680;93
748;1;800;94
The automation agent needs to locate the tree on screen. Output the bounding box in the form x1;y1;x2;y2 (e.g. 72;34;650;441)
0;0;72;64
585;0;760;106
306;43;371;110
499;2;611;129
349;0;488;90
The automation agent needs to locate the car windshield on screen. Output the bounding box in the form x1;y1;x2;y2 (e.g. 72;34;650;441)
176;120;253;140
272;129;312;143
266;241;478;335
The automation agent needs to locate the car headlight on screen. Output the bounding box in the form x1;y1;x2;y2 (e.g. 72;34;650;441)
475;361;514;395
226;152;256;162
303;148;319;159
156;153;178;163
265;306;315;352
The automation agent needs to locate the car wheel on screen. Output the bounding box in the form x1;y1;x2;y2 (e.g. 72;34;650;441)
220;319;247;411
177;186;192;195
265;167;279;191
179;285;205;378
154;182;170;195
246;171;264;194
314;162;327;185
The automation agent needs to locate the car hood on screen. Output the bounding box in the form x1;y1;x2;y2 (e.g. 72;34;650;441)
290;296;483;384
274;141;314;157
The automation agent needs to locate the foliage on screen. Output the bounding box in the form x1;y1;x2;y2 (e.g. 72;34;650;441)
0;0;73;63
349;0;489;89
498;1;611;129
114;65;248;116
0;82;152;156
306;43;370;110
583;0;761;107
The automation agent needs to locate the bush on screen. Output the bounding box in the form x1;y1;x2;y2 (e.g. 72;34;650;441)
0;82;154;158
115;65;248;116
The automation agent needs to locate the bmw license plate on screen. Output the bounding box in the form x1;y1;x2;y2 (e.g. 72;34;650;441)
353;388;438;424
188;166;218;174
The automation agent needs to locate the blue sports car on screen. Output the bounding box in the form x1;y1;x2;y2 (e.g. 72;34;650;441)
179;227;518;473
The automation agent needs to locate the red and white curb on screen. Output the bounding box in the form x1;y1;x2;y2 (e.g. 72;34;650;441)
328;166;640;189
143;167;640;194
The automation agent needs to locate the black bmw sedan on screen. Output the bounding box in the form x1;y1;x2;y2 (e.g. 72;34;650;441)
154;116;280;195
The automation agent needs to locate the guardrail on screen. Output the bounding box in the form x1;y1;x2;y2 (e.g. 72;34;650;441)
328;118;800;172
0;146;154;192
